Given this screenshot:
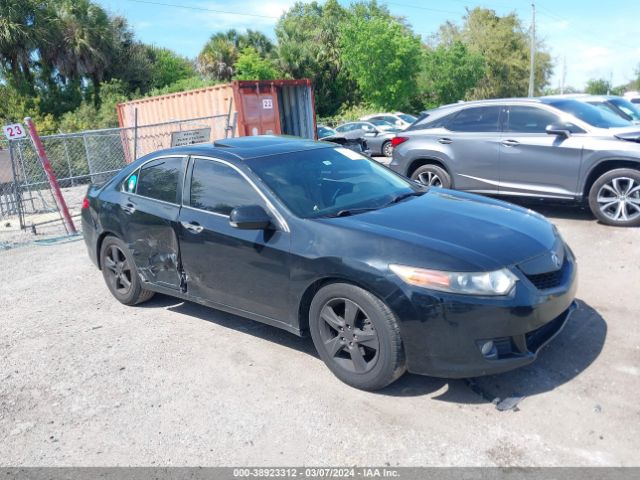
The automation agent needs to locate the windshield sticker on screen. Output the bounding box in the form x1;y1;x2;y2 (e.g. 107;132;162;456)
322;160;332;166
127;174;137;192
336;147;366;160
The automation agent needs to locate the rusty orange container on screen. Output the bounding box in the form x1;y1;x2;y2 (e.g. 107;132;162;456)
117;79;316;141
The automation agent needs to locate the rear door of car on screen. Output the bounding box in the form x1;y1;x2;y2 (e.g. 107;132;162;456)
499;105;583;198
438;105;503;192
177;156;291;321
118;155;187;290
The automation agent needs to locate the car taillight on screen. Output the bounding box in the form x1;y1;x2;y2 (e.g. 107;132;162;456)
391;136;409;148
82;198;90;210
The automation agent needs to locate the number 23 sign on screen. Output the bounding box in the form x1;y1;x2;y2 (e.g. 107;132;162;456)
3;123;27;140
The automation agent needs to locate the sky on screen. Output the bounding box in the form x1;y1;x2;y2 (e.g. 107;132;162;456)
97;0;640;91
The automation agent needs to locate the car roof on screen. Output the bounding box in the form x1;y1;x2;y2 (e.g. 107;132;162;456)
142;135;333;162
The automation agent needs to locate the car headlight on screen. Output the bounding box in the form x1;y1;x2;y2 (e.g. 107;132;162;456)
389;264;518;296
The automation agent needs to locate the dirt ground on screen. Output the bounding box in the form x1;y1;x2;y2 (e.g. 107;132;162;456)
0;200;639;466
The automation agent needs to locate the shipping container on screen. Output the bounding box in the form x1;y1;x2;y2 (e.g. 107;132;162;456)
117;79;316;143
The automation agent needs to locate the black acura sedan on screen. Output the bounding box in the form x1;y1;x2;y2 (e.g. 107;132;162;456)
82;136;577;390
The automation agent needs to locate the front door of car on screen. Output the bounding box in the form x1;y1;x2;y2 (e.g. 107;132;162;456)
118;155;186;290
498;105;584;198
178;157;291;321
439;105;502;192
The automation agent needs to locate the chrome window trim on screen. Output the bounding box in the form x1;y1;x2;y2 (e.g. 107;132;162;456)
189;155;290;233
120;154;188;206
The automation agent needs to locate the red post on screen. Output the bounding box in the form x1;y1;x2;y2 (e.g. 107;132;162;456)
24;117;77;234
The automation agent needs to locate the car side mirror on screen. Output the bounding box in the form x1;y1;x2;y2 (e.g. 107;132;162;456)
229;205;271;230
546;122;572;137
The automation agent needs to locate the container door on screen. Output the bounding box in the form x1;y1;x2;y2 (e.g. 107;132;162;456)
238;85;281;136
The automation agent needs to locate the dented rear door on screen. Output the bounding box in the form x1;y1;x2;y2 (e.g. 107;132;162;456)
118;155;187;290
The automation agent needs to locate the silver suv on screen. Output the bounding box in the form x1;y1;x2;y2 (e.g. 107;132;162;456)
389;98;640;226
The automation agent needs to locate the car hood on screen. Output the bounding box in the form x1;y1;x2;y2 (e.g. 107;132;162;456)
319;190;559;272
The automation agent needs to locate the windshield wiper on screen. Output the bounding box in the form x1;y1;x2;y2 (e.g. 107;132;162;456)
321;207;381;218
385;190;425;206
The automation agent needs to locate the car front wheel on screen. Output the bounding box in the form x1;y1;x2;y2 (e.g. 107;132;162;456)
411;164;451;188
100;236;155;305
588;168;640;227
309;283;406;390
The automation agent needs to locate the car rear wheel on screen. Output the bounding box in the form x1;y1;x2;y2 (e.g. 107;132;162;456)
309;283;406;390
411;164;451;188
588;168;640;227
382;141;393;157
100;236;155;305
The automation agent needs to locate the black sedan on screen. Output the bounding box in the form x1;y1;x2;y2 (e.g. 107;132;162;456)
82;136;577;390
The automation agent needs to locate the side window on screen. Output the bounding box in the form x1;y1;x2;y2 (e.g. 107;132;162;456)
507;106;560;133
361;123;374;131
190;159;263;215
136;156;183;203
447;106;501;132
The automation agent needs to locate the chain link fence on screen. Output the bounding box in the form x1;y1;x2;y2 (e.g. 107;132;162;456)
0;114;234;243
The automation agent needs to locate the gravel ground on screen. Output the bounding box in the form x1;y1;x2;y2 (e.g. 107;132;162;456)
0;201;639;466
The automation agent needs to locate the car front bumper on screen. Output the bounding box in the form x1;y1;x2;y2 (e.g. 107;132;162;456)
388;253;578;378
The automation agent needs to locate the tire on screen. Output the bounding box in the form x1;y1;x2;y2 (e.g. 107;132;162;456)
411;164;451;188
100;235;155;305
588;168;640;227
309;283;406;390
382;141;393;158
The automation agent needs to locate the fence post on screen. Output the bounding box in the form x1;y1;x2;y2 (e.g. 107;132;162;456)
62;136;74;186
24;117;77;235
133;108;138;161
8;140;25;230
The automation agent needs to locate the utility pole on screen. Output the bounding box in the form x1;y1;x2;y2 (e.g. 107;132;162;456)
528;2;536;97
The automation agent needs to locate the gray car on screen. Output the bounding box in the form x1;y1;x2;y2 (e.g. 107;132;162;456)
389;98;640;226
336;121;400;157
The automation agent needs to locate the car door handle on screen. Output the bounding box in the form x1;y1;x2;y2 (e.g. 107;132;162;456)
181;221;204;234
438;137;453;144
121;202;136;215
501;139;520;147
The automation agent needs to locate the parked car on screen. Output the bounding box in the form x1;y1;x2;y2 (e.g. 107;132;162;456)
360;112;417;129
320;130;371;156
317;124;338;139
82;136;577;390
390;97;640;226
549;94;640;124
335;121;399;157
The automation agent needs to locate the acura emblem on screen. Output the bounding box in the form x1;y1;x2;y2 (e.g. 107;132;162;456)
551;251;561;268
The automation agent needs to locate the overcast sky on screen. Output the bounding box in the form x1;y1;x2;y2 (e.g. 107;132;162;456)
98;0;640;91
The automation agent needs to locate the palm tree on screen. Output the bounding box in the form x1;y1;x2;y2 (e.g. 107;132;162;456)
0;0;53;91
52;0;113;105
198;29;276;82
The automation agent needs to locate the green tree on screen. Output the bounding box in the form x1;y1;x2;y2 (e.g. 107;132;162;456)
585;78;611;95
437;8;554;98
419;40;485;107
198;29;275;81
233;47;280;80
276;0;354;116
339;16;423;110
148;47;196;90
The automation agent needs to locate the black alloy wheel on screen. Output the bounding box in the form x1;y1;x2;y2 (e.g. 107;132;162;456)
309;283;406;390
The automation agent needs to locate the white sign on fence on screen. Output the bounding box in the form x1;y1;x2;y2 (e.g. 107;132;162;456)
2;123;27;140
170;128;212;147
262;98;273;109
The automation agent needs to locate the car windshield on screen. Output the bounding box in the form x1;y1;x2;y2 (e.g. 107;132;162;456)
318;126;336;138
246;147;419;219
544;99;631;128
608;98;640;121
398;114;417;124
